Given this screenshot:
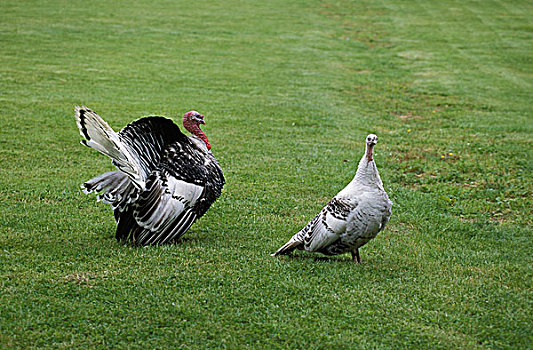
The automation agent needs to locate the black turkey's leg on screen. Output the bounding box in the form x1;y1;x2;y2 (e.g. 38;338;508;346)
351;249;361;263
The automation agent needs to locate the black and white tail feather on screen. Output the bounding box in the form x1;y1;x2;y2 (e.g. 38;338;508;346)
270;203;343;257
76;106;146;189
82;171;138;212
75;106;225;245
270;237;302;257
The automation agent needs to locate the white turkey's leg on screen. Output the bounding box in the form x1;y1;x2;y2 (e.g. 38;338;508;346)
351;249;361;263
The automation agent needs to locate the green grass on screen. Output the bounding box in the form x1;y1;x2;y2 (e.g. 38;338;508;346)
1;0;531;348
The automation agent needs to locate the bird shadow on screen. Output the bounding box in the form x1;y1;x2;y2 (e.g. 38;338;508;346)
274;253;357;263
172;236;204;244
114;234;205;248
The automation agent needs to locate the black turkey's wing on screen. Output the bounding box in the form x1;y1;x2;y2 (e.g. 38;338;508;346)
116;140;224;245
128;169;203;245
117;116;188;181
158;141;225;217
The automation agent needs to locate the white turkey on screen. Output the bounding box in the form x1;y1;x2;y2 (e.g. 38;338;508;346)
75;106;225;245
271;134;392;262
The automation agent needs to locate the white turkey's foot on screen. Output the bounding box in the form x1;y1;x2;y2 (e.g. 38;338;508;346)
351;249;361;263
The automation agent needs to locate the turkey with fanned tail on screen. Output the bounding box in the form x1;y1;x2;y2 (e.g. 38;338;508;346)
271;134;392;262
75;106;225;245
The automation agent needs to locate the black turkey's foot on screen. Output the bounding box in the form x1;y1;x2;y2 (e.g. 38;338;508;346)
351;249;361;263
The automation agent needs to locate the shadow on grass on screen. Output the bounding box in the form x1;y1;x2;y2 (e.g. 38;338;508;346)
273;253;355;263
112;234;206;248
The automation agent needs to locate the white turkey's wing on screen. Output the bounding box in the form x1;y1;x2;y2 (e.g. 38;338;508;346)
304;212;341;252
133;171;204;236
344;197;386;240
303;197;356;252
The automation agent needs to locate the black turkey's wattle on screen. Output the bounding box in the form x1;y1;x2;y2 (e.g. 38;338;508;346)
184;120;211;150
195;128;211;150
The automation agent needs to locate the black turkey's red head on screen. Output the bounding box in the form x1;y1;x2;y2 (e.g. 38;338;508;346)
183;110;205;127
183;110;211;151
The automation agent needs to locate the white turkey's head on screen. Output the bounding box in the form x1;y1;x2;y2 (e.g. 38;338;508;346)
365;134;378;161
366;134;378;146
183;110;211;150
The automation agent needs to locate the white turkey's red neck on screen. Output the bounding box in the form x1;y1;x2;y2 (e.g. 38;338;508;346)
183;115;211;151
352;142;383;189
366;143;374;162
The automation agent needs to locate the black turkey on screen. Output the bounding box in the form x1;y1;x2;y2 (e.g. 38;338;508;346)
272;134;392;262
75;106;225;245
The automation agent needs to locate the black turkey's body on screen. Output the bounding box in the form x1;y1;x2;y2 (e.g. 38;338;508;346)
76;107;224;245
112;128;224;245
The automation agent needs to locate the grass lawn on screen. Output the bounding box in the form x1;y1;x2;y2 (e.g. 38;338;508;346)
0;0;531;348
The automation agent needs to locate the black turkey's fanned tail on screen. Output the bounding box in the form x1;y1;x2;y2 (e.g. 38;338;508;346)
82;171;137;212
118;116;187;174
75;106;145;188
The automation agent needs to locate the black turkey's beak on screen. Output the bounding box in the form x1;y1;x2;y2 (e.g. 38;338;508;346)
195;116;206;125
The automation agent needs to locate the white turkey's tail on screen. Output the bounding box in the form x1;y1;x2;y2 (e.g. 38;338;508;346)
271;237;303;257
82;171;138;212
75;106;145;189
